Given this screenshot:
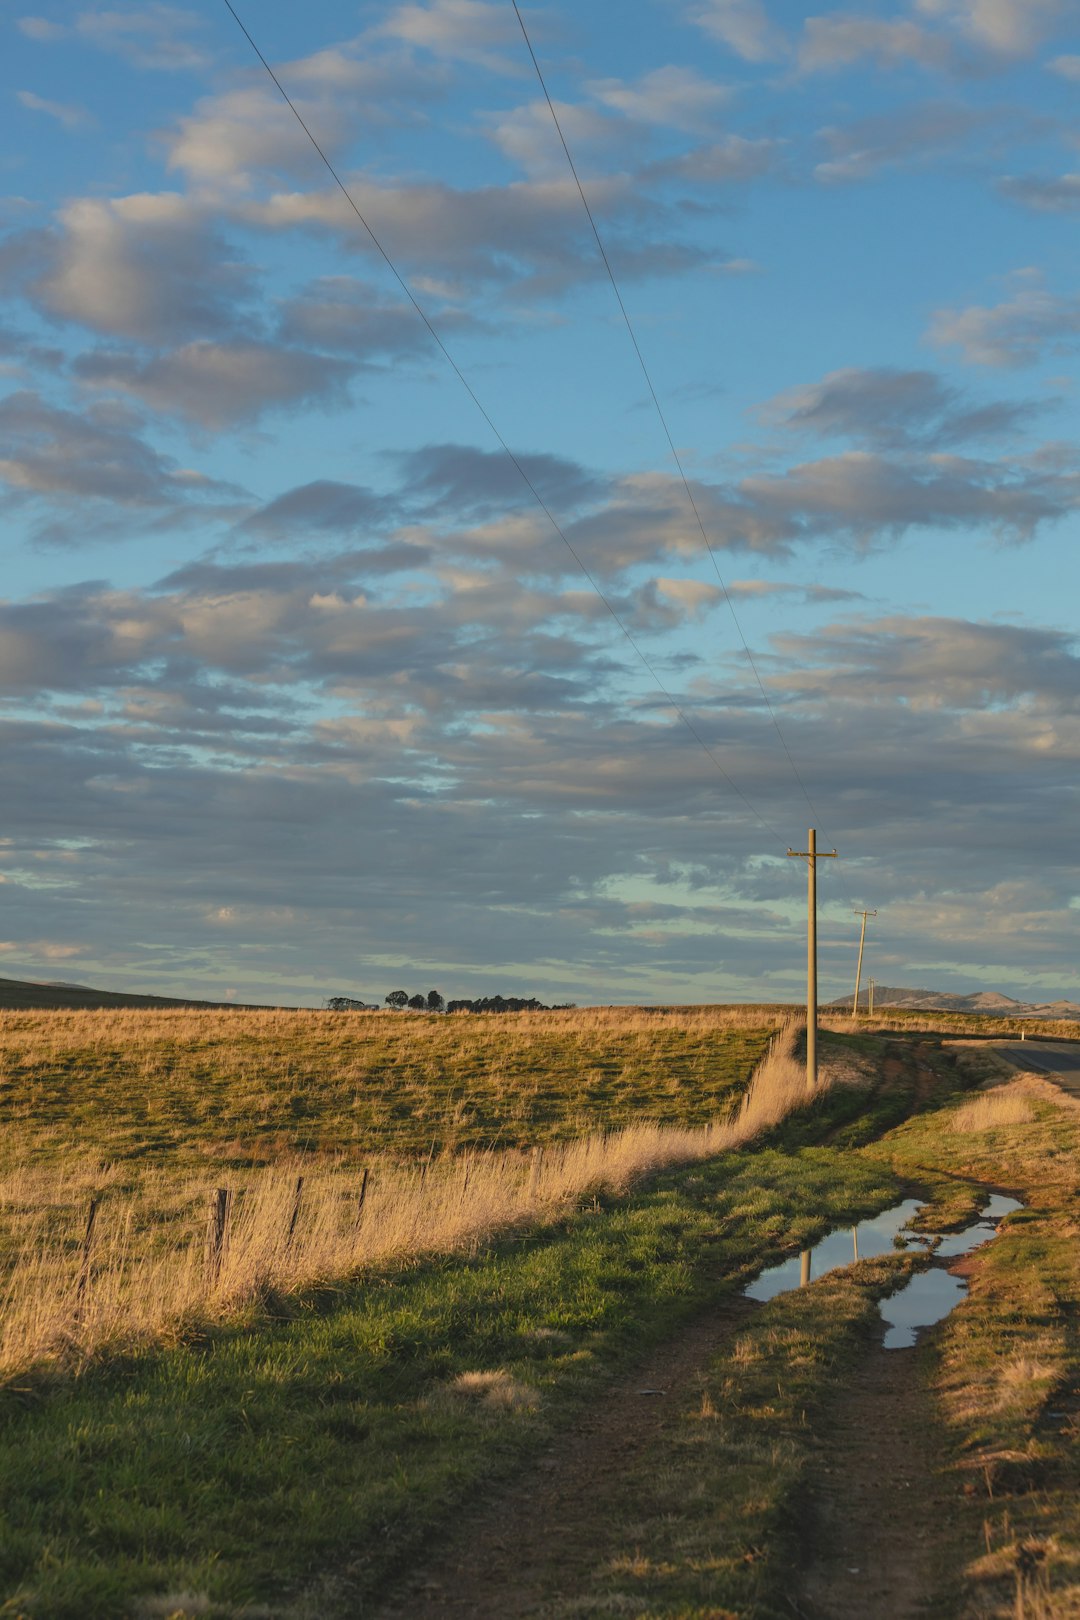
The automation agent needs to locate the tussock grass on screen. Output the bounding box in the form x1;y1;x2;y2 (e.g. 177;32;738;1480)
952;1088;1037;1131
0;1018;812;1376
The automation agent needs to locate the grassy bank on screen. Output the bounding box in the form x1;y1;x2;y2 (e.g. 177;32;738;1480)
0;1089;902;1619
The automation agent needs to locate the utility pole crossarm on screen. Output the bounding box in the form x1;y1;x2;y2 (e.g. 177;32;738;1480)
787;829;838;1091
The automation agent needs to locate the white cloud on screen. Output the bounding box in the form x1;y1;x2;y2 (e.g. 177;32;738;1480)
373;0;523;70
929;272;1080;366
163;47;441;188
19;5;208;70
813;102;987;183
588;66;731;133
15;89;92;131
688;0;788;62
799;15;954;74
17;17;67;41
32;193;254;344
914;0;1069;57
74;340;355;428
484;99;620;179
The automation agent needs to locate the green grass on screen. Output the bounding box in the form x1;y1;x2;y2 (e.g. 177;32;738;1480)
0;1081;903;1620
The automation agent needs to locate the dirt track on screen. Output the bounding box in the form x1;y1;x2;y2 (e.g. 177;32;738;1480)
377;1293;756;1617
797;1340;946;1618
375;1287;951;1619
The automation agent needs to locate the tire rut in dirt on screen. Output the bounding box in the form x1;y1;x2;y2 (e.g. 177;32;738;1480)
375;1293;756;1618
794;1339;950;1619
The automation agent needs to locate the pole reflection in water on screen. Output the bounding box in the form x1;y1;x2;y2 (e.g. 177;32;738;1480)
799;1250;811;1287
853;1228;859;1262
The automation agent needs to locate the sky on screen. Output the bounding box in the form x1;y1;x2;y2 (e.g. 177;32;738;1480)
1;0;1079;1009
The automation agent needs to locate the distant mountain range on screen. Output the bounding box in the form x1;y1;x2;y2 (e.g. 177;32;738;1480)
829;986;1080;1020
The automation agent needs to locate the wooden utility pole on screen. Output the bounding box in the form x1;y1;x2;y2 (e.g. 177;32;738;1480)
852;908;877;1018
787;829;838;1089
868;978;875;1019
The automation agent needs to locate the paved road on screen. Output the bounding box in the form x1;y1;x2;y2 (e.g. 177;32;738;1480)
992;1039;1080;1098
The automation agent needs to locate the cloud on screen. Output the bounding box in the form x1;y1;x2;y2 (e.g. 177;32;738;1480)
19;6;209;71
238;482;395;543
928;272;1080;366
813;101;990;182
775;613;1080;708
28;193;255;344
484;99;624;180
164;49;442;188
394;442;605;520
15;90;93;131
998;172;1080;213
73;340;355;428
17;18;66;42
914;0;1069;58
277;276;465;360
587;67;732;133
642;136;785;186
372;0;524;71
0;390;241;541
239;173;710;299
798;0;1071;75
764;366;1047;447
735;448;1073;547
688;0;788;62
798;15;956;74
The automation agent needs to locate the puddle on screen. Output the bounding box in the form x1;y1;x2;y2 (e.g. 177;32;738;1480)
744;1193;1023;1349
882;1194;1022;1348
745;1198;924;1303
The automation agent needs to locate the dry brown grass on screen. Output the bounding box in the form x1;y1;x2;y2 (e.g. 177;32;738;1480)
952;1088;1037;1132
0;1016;818;1376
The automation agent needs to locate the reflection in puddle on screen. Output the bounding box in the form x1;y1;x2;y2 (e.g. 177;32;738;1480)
743;1193;1023;1350
745;1198;924;1303
882;1194;1022;1348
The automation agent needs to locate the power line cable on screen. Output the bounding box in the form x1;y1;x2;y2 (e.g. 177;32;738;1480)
222;0;788;843
509;0;821;832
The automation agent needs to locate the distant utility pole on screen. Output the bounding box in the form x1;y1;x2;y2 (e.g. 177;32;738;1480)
869;978;875;1019
852;908;877;1018
787;829;838;1090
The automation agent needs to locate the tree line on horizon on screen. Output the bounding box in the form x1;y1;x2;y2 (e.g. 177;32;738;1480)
326;991;575;1013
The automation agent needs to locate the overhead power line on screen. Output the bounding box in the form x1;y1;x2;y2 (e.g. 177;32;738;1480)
509;0;821;831
222;0;788;843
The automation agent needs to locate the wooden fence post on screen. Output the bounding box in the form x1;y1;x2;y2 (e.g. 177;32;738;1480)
355;1168;370;1232
73;1195;100;1324
286;1175;304;1249
206;1187;232;1284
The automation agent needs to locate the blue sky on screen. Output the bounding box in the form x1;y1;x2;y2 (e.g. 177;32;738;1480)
1;0;1079;1007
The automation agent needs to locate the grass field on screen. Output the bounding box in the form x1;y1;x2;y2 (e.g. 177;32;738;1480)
0;1004;781;1169
4;1008;1080;1617
0;1006;790;1375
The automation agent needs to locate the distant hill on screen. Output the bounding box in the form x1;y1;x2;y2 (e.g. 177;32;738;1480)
828;985;1080;1020
0;974;271;1012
